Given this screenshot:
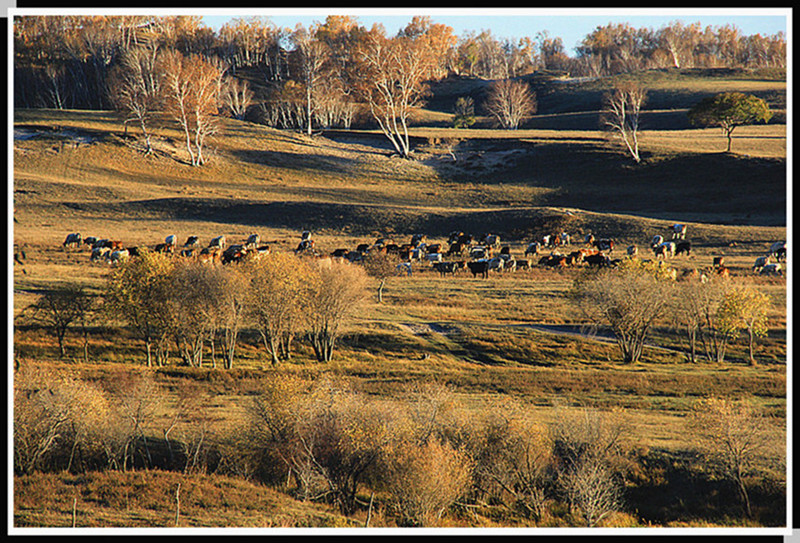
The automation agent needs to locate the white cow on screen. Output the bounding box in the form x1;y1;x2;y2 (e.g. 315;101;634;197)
670;224;687;240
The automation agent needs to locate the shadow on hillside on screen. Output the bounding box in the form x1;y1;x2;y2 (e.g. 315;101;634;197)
231;149;363;175
430;138;786;226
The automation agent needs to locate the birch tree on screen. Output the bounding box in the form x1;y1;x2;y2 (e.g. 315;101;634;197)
354;27;435;158
602;81;647;163
158;50;223;166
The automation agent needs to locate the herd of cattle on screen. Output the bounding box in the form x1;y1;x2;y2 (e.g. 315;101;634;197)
61;222;787;280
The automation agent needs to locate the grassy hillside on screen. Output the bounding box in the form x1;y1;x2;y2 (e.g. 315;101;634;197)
11;69;788;529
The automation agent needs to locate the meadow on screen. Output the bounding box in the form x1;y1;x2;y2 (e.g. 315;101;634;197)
11;69;788;530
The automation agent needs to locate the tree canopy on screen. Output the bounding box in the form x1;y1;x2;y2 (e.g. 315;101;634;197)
687;92;773;152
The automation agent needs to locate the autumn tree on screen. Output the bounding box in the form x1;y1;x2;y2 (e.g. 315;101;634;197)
361;250;400;303
452;96;476;129
484;79;537;130
689;397;772;518
572;259;675;364
305;259;369;362
106;249;175;367
688;92;773;152
25;285;94;359
157;49;223;166
291;24;331;136
602;81;647;163
718;286;771;365
551;407;629;527
354;26;435;158
108;44;161;154
246;253;312;366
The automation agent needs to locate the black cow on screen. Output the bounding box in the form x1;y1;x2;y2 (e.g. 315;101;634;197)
433;261;457;277
467;260;490;278
675;240;692;256
585;253;612;267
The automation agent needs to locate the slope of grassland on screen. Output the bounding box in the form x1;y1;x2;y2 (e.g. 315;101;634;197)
11;94;788;529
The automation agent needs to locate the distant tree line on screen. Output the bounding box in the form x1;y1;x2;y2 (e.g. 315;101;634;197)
14;15;786;112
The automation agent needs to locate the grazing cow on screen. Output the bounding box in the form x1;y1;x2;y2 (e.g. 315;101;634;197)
127;246;141;257
670;223;687;240
594;238;614;253
713;256;726;269
759;263;783;276
63;233;82;249
525;242;541;257
447;242;467;257
715;266;731;278
165;234;177;247
584;233;596;246
585;253;612;267
426;243;443;255
90;247;111;262
753;255;772;272
296;239;315;254
448;231;464;244
470;246;491;260
559;232;571;246
154;243;174;254
675;240;692;256
222;244;247;264
653;241;676;259
107;248;130;264
515;259;531;271
184;235;199;248
199;247;221;265
483;234;501;247
627;245;639;258
770;241;786;262
396;262;413;276
467;259;490;278
301;231;312;242
83;236;99;248
209;236;226;250
245;233;261;248
346;251;364;263
540;254;569;268
488;256;505;272
433;261;457;277
331;248;349;258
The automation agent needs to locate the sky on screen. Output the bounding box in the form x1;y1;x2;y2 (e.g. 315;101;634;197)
198;8;790;57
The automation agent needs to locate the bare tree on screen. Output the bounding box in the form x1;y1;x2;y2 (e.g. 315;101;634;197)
551;407;629;527
484;79;537;129
573;259;674;364
108;43;161;154
220;76;254;121
689;397;773;518
354;28;435;158
25;286;93;359
361;251;400;303
602;81;647;163
157;49;223;166
292;24;331;136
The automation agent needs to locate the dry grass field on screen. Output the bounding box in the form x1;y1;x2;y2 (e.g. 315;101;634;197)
11;70;788;531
